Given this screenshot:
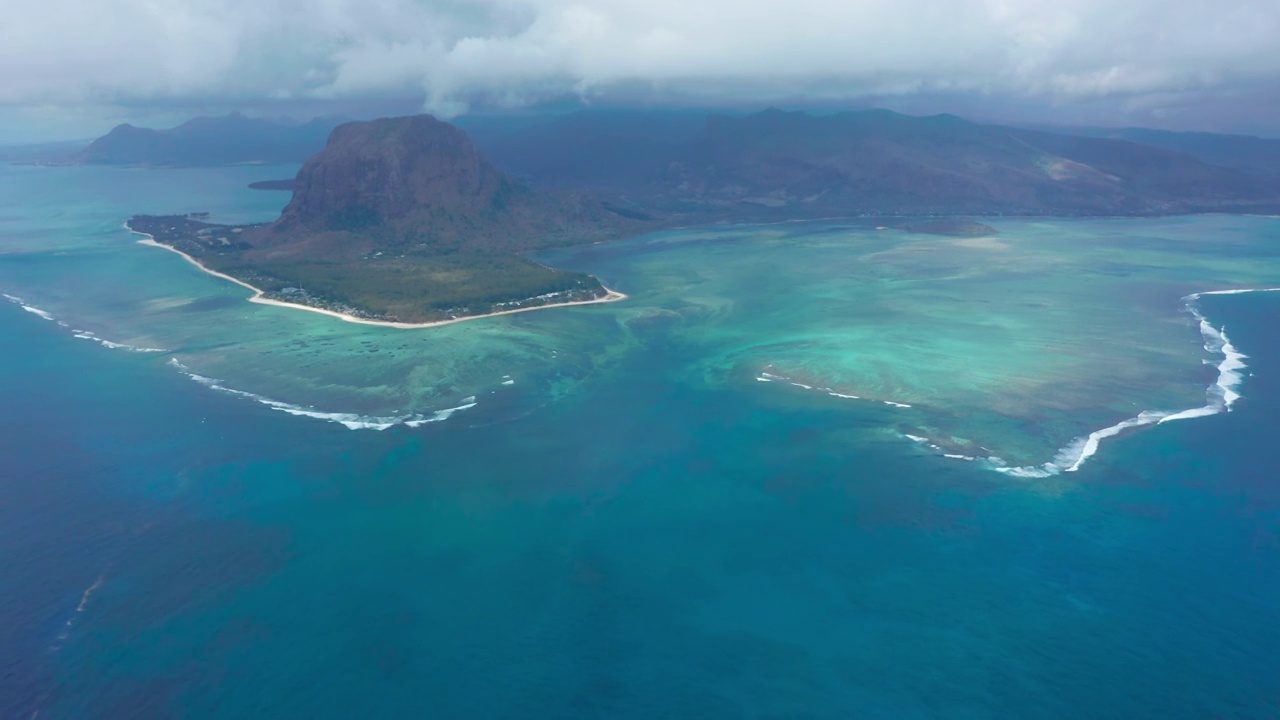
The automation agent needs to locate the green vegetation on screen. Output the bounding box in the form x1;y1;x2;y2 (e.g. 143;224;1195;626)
212;253;605;321
128;215;610;323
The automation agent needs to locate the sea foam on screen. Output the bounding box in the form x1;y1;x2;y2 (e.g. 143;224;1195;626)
49;574;105;654
72;330;166;353
22;304;54;321
962;288;1279;477
168;359;475;431
2;291;55;321
3;292;167;352
757;370;907;408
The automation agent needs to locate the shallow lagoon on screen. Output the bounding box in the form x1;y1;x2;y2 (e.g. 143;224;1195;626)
3;163;1278;468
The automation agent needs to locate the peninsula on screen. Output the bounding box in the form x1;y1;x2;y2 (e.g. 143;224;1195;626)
132;115;645;325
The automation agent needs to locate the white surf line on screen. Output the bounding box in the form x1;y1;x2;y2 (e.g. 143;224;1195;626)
901;433;990;463
20;304;54;321
50;574;105;652
71;329;166;353
28;571;109;719
167;358;477;431
403;400;478;427
973;287;1280;478
2;292;167;352
756;370;908;408
3;292;67;327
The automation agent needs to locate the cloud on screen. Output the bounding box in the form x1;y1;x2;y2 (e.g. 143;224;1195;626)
2;0;1279;120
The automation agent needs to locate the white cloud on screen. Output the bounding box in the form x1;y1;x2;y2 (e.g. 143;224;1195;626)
1;0;1278;117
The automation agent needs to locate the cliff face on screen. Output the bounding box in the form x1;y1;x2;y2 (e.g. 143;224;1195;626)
264;115;635;256
277;116;510;229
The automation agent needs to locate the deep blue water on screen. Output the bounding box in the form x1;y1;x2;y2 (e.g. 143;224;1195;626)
2;161;1280;719
2;287;1279;718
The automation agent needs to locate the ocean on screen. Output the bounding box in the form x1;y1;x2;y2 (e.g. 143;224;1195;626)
1;163;1279;718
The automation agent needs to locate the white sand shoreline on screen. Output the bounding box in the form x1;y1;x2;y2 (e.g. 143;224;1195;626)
128;228;626;329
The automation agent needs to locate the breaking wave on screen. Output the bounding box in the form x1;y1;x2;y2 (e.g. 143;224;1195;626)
168;359;476;431
72;330;166;353
911;288;1278;478
755;370;911;409
49;574;105;654
3;293;166;352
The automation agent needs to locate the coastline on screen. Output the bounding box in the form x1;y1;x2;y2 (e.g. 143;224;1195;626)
129;229;627;329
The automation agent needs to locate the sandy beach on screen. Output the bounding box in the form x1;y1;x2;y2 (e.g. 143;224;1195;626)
131;233;626;329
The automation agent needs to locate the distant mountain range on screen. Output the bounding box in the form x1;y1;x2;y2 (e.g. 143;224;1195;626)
0;140;91;163
458;110;708;194
76;113;345;166
81;108;1280;217
1040;126;1280;178
463;108;1280;217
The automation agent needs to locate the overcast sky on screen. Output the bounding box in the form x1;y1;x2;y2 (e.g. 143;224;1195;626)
3;0;1280;141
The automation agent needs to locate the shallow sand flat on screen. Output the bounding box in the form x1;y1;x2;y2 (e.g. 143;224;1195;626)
952;235;1010;250
540;216;1280;466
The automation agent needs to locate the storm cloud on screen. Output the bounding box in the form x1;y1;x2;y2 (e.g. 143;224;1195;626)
2;0;1279;131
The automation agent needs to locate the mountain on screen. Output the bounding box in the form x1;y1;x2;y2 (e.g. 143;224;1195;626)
262;115;630;256
77;113;344;166
1043;126;1280;177
464;108;1280;217
663;109;1280;216
459;109;708;193
131;115;644;323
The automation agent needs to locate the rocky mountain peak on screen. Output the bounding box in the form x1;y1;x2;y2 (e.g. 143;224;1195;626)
276;115;513;232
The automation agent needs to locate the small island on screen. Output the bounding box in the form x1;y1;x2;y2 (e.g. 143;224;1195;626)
131;116;644;326
247;178;296;192
904;219;999;237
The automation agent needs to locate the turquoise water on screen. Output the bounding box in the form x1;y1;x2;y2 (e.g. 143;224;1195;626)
2;164;1280;718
